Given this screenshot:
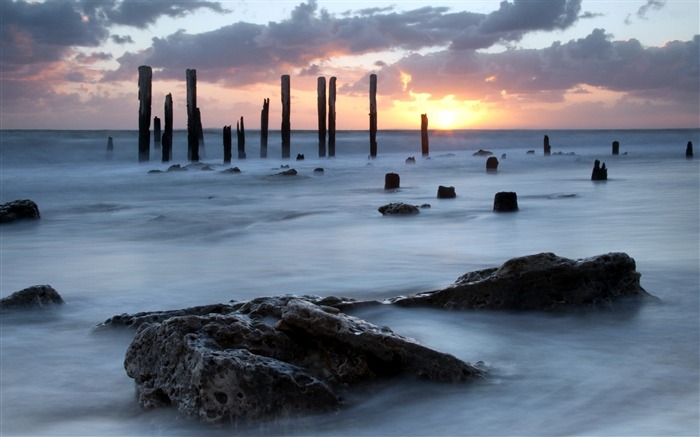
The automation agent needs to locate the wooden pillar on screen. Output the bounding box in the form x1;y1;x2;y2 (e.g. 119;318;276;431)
421;113;429;157
106;136;114;160
153;116;161;149
223;125;232;164
369;74;378;158
612;140;619;155
328;77;336;157
281;74;291;159
186;68;199;162
162;93;173;162
237;116;246;159
317;77;327;157
543;134;551;156
138;65;152;162
686;141;694;158
260;98;269;158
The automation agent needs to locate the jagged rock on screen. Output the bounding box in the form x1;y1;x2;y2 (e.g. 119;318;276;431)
437;186;456;199
1;285;64;311
473;149;493;156
276;168;297;176
378;203;420;215
0;199;40;224
493;192;518;212
121;296;483;424
221;167;241;174
389;252;657;311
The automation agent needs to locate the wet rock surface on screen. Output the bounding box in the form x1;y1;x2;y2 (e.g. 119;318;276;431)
389;252;657;311
1;285;64;311
378;202;420;215
0;199;40;224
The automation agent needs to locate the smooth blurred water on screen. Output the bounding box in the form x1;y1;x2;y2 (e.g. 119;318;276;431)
1;129;698;436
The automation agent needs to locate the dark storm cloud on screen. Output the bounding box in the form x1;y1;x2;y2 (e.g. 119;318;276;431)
104;0;228;29
105;0;582;82
111;34;135;45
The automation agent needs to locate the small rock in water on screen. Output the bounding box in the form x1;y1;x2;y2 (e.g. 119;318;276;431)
0;199;40;224
378;202;420;215
1;285;64;312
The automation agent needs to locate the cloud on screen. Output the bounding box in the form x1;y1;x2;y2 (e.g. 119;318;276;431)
625;0;666;24
111;34;135;45
104;0;229;29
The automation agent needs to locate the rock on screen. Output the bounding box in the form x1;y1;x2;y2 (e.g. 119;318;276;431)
526;150;535;154
167;164;187;172
405;156;416;164
276;168;297;176
389;252;657;311
1;285;64;311
591;159;607;181
437;186;456;199
384;172;400;190
313;168;324;174
0;199;40;224
296;154;305;161
472;149;492;156
121;296;484;424
501;153;507;159
221;167;241;174
493;192;518;212
486;156;499;171
378;203;420;215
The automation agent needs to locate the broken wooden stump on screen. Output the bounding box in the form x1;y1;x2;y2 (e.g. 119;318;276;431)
237;117;246;159
153;116;161;149
612;141;620;155
162;93;173;163
384;172;400;190
486;156;499;171
421;113;429;157
260;98;269;158
317;77;327;158
281;75;291;159
591;159;608;181
493;192;518;212
686;141;693;158
223;125;232;164
437;186;456;199
369;74;378;159
138;65;152;162
106;136;114;160
186;69;200;162
328;77;336;157
543;134;551;156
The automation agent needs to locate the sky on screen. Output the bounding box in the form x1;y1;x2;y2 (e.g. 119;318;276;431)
1;0;698;130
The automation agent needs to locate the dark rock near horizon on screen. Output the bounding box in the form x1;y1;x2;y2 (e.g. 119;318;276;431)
437;185;456;199
388;252;657;312
493;192;518;212
121;295;484;424
591;159;607;181
378;202;420;215
221;167;241;174
486;156;499;171
1;285;64;312
384;172;400;190
167;164;187;172
276;168;297;176
314;168;324;174
526;150;535;154
473;149;493;156
405;156;416;164
0;199;41;224
296;153;305;161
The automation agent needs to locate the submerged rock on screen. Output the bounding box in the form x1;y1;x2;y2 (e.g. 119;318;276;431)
378;202;420;215
389;252;657;311
473;149;493;156
121;296;484;424
1;285;64;311
0;199;40;224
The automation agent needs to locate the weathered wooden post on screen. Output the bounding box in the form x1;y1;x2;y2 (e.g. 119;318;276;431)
493;192;518;212
162;93;173;162
281;74;291;159
612;140;619;155
317;77;327;157
421;113;429;157
591;159;608;181
486;156;499;171
106;136;114;160
686;141;693;158
260;98;269;158
543;134;551;156
223;125;232;164
153;116;161;149
138;65;152;162
384;172;399;190
186;68;199;162
328;77;336;157
237;116;246;159
369;73;378;158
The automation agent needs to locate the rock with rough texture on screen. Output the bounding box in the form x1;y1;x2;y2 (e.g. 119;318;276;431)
389;252;657;311
1;285;64;311
378;202;420;215
0;199;40;224
122;296;483;424
275;168;297;176
473;149;493;156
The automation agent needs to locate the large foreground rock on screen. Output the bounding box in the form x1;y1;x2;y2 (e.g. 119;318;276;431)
0;199;40;224
123;296;484;424
389;252;657;311
1;285;64;312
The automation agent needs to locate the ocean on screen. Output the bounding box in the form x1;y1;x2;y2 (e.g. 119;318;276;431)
1;128;698;436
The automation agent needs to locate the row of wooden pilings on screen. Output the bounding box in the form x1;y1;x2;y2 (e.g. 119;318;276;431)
137;66;383;162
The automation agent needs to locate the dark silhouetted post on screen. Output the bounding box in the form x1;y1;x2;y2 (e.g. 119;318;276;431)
421;113;429;157
369;74;378;158
106;136;114;160
138;65;152;162
493;192;518;212
223;125;232;164
328;77;336;157
260;98;269;158
317;77;327;157
153;116;161;149
486;156;499;171
384;172;399;190
437;185;456;198
186;69;200;162
281;75;291;159
543;134;551;156
162;93;173;162
591;159;607;181
237;116;246;159
686;141;693;158
197;108;205;158
612;141;619;155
